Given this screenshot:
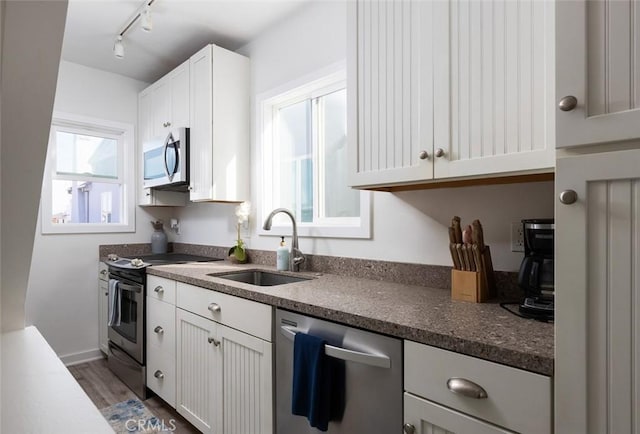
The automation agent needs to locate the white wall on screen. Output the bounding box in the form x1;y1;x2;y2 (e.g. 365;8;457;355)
1;1;68;332
172;0;554;272
25;61;173;362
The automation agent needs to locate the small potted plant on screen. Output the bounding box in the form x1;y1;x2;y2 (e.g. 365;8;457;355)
228;202;251;263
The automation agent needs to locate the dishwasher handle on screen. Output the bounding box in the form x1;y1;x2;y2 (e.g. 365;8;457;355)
280;325;391;369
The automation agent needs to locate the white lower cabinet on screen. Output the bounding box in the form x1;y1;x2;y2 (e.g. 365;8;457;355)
174;282;273;434
404;341;552;434
404;393;513;434
146;296;176;407
98;262;109;355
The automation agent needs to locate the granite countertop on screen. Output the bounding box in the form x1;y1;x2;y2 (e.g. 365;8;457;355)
147;261;554;376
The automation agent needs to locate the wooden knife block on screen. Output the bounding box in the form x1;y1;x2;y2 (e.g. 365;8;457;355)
451;246;496;303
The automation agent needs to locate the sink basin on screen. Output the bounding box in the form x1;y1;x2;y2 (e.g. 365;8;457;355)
210;270;311;286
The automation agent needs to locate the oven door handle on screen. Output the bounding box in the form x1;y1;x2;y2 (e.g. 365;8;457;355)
108;342;140;369
280;326;391;369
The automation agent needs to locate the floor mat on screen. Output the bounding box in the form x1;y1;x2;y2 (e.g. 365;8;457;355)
100;398;162;433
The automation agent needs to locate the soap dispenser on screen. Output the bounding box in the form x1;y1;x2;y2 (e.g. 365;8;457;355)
276;236;289;271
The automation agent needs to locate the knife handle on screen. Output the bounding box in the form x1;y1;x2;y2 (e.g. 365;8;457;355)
466;245;476;272
456;244;466;270
452;217;463;244
450;243;461;270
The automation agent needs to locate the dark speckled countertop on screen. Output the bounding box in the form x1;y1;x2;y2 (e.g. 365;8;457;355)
146;261;554;376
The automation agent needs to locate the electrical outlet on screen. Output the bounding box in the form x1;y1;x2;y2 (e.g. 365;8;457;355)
240;219;250;239
511;222;525;252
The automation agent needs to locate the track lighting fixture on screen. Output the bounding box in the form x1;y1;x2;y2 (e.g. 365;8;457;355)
112;0;155;59
113;35;124;59
141;4;152;32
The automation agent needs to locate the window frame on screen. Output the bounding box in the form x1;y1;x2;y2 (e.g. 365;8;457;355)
41;112;135;234
256;63;371;239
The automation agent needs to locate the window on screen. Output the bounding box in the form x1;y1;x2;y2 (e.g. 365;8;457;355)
259;65;370;238
41;112;135;233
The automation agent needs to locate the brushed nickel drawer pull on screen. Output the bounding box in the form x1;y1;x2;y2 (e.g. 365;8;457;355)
154;370;164;379
208;303;221;313
154;326;164;334
154;286;164;293
208;337;220;346
446;377;488;399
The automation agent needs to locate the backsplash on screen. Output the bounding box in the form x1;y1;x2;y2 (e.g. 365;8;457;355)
99;242;523;300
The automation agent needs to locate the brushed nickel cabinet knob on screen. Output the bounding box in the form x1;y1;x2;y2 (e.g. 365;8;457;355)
435;148;445;158
559;189;578;205
418;150;429;160
154;326;164;334
208;303;221;313
558;96;578;111
403;423;416;434
208;337;221;346
154;370;164;379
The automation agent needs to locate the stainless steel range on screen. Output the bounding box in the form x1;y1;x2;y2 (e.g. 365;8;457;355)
105;253;221;398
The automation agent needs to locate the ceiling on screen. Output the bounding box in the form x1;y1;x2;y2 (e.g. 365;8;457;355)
62;0;309;83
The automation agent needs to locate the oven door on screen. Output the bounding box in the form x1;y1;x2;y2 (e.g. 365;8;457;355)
108;279;144;364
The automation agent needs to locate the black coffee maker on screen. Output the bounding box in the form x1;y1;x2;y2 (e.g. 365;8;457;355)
518;219;554;320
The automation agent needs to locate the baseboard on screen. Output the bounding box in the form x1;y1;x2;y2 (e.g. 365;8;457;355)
61;348;105;366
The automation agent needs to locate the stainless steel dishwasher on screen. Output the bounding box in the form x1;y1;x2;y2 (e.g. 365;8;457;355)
275;309;402;434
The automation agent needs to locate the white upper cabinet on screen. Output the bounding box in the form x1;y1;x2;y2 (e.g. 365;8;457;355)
348;0;555;189
348;0;434;187
150;60;190;137
434;0;555;179
189;44;250;202
556;0;640;148
137;63;189;207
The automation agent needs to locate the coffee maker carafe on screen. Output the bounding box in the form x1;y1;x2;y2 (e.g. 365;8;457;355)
518;219;554;320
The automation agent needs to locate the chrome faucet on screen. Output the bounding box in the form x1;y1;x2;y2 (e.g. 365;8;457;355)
262;208;306;272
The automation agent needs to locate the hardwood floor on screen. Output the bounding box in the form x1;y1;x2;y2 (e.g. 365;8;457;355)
68;357;199;433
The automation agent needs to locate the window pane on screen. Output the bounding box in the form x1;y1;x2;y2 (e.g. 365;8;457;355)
56;131;118;179
276;99;313;223
51;180;121;224
320;88;359;218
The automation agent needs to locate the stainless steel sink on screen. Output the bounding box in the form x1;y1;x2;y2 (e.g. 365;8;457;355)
209;270;312;286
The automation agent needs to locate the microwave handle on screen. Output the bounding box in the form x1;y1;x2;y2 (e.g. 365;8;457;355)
163;132;178;182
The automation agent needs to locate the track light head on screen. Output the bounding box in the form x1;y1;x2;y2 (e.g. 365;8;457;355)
141;4;152;32
113;35;124;59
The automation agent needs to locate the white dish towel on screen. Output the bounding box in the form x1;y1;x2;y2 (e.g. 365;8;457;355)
107;279;121;327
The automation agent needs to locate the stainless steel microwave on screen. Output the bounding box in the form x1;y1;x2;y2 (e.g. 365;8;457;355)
143;127;189;189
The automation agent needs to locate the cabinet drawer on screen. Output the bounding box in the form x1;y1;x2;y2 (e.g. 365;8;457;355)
146;297;175;351
147;346;176;408
404;341;551;434
147;275;176;304
404;392;514;434
176;282;272;342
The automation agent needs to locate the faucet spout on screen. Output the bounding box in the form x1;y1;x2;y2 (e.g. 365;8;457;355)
263;208;305;272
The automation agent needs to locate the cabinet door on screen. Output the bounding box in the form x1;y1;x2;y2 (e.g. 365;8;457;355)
218;324;273;434
556;0;640;147
347;0;434;187
176;308;220;434
434;0;555;178
170;60;190;128
98;265;108;355
189;45;213;201
556;149;640;433
404;393;514;434
138;91;154;206
152;78;172;138
147;297;176;407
